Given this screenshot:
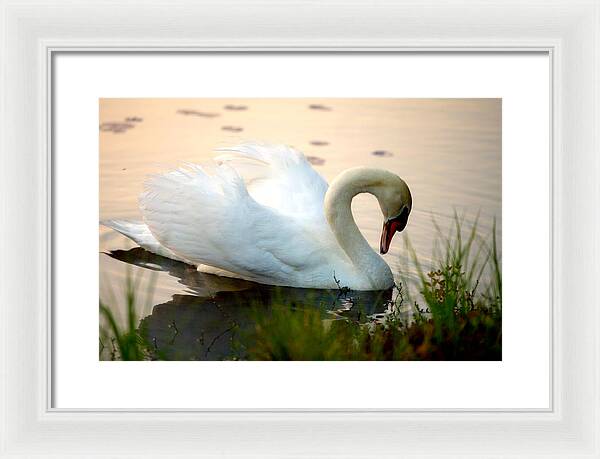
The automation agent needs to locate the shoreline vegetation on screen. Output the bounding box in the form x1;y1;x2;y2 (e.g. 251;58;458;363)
100;217;501;361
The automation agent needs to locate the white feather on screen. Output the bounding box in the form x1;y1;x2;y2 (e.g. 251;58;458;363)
100;219;188;262
214;142;328;220
135;144;343;286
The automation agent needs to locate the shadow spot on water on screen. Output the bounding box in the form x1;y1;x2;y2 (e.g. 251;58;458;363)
176;109;220;118
100;122;136;134
308;104;332;111
306;156;326;166
221;126;244;132
371;150;394;157
224;104;248;111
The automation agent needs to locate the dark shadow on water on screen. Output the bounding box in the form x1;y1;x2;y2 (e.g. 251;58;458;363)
105;248;393;360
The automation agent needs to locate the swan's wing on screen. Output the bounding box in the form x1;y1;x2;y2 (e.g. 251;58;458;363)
214;143;329;221
139;162;335;285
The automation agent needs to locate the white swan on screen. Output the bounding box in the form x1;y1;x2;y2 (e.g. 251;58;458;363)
102;143;412;291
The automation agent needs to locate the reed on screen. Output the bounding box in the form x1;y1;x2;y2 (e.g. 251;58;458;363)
99;269;160;360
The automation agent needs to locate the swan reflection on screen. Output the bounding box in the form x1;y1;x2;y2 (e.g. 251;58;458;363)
105;248;393;360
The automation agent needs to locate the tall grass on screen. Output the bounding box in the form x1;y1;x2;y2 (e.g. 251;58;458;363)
243;215;501;360
99;270;159;360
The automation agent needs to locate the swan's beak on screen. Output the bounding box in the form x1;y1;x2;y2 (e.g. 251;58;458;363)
380;207;410;254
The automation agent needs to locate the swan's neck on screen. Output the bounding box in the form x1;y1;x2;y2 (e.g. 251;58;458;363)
324;168;392;287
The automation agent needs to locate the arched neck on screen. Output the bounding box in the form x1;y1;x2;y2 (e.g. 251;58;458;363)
324;168;390;283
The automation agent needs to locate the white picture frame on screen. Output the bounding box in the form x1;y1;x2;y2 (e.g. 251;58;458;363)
0;0;598;457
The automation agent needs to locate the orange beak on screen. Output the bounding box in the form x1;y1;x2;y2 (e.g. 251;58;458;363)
380;208;410;254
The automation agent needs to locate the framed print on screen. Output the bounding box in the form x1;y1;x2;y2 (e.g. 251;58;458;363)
1;1;599;457
54;53;544;410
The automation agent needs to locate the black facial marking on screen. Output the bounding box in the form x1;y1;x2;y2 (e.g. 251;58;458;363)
391;206;410;233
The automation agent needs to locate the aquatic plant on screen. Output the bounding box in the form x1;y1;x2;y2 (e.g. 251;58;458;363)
99;270;160;361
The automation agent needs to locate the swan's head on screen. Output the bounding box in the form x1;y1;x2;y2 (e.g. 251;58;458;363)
325;166;412;255
375;173;412;255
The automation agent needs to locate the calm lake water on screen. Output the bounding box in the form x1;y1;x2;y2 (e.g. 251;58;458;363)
99;98;501;360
